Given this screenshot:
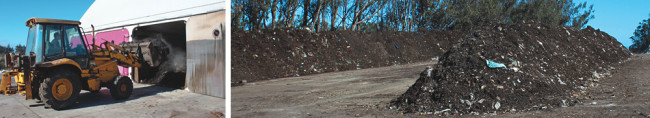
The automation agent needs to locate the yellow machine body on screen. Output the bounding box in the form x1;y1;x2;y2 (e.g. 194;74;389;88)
82;42;142;91
0;18;142;101
0;71;25;95
0;42;142;96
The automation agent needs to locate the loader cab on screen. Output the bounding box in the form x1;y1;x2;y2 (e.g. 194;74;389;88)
25;18;90;68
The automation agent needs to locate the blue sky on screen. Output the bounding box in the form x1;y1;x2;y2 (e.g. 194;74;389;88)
577;0;650;48
0;1;94;48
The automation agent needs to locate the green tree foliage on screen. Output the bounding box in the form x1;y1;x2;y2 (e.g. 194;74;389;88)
232;0;595;32
509;0;594;29
15;45;26;55
629;17;650;53
0;44;15;68
231;0;272;30
0;44;14;54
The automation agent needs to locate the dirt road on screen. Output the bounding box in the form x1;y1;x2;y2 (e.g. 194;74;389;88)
232;61;437;117
233;54;650;117
0;83;224;118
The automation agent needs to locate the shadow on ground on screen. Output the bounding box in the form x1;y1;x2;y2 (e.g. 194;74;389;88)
26;84;177;110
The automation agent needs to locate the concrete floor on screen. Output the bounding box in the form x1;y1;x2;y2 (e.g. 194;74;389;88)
0;83;224;118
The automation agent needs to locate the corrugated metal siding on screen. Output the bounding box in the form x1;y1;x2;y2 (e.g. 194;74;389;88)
210;35;225;96
185;11;225;97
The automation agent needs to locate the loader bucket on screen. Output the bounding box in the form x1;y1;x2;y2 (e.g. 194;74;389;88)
120;41;159;67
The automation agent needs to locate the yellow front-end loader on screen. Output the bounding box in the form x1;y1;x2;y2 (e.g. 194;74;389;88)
0;18;143;109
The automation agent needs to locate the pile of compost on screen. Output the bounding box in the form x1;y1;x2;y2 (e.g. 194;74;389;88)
232;29;464;84
389;23;630;115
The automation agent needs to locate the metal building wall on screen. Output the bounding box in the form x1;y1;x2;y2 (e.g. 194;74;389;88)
185;11;225;98
79;0;227;31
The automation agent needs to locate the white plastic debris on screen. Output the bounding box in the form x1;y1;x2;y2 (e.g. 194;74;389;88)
494;101;501;110
426;66;433;77
434;109;451;114
511;67;519;72
558;78;566;85
592;71;601;78
470;93;475;100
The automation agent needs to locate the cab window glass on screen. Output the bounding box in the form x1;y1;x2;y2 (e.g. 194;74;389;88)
29;25;44;62
44;25;62;56
63;25;88;56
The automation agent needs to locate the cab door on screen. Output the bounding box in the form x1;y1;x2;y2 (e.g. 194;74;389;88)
43;24;64;60
61;25;90;69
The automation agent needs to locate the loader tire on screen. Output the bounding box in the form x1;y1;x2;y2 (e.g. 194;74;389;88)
39;69;81;110
109;76;133;100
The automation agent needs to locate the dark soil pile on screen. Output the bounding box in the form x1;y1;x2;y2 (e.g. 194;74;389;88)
389;23;630;115
232;29;463;84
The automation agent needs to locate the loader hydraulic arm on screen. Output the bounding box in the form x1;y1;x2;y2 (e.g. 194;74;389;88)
90;42;142;68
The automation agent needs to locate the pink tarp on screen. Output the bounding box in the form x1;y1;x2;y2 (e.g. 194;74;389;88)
83;29;131;76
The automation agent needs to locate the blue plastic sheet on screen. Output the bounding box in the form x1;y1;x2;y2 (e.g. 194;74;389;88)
486;59;507;69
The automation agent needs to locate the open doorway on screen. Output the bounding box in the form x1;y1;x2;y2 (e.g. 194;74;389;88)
130;21;187;88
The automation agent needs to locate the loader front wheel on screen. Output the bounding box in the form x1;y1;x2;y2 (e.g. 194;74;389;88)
39;69;81;110
109;76;133;100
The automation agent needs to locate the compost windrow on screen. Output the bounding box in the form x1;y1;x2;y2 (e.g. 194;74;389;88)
232;29;463;84
389;23;630;115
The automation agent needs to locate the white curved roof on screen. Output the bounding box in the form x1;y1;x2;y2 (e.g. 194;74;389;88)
79;0;226;32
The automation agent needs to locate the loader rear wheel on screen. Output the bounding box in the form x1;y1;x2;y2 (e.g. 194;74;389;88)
39;69;81;110
109;76;133;100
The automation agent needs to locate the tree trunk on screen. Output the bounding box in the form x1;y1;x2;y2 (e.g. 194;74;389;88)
311;0;322;32
286;0;298;28
340;1;348;30
288;8;296;28
330;0;339;31
351;1;383;31
302;0;310;27
350;1;364;30
271;0;278;29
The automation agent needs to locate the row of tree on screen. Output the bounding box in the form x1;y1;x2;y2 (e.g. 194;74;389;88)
0;44;25;55
629;16;650;53
232;0;595;32
0;44;25;69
